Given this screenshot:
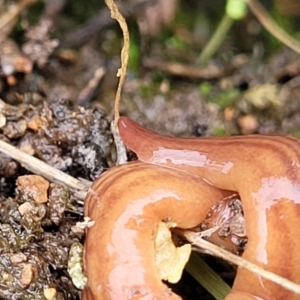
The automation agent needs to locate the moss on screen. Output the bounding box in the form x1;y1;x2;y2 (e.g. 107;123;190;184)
212;127;228;136
200;82;240;109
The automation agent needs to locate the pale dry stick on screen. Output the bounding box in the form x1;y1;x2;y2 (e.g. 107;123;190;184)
110;120;128;164
0;139;90;200
183;230;300;295
77;67;106;106
104;0;130;164
143;57;224;79
104;0;130;122
247;0;300;54
0;0;37;36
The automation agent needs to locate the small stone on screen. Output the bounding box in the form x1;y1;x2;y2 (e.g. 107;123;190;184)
13;56;33;73
10;252;27;265
16;175;49;203
238;114;259;134
27;115;46;131
44;287;57;300
224;107;235;121
19;143;35;156
21;263;37;286
6;75;17;86
2;119;27;138
0;113;6;128
18;202;33;215
159;79;170;93
2;272;14;283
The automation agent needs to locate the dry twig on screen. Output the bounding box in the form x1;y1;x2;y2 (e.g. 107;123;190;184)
0;139;90;198
104;0;130;122
143;57;225;79
0;0;37;37
104;0;130;164
183;230;300;295
248;0;300;54
77;67;106;106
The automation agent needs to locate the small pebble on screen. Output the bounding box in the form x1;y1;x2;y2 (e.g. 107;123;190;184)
18;202;33;215
10;252;27;265
21;263;37;286
224;107;236;121
17;175;49;204
27;116;46;131
0;113;6;128
238;114;259;134
44;287;57;300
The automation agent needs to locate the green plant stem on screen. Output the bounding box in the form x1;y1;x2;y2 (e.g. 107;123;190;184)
197;14;234;65
186;252;231;300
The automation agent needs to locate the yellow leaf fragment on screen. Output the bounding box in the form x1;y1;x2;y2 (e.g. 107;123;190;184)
155;222;191;283
242;84;281;109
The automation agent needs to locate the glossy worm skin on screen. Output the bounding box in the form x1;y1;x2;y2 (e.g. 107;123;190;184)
83;161;233;299
117;116;300;300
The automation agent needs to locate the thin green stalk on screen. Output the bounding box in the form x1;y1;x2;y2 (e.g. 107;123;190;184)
185;252;231;300
197;14;234;65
